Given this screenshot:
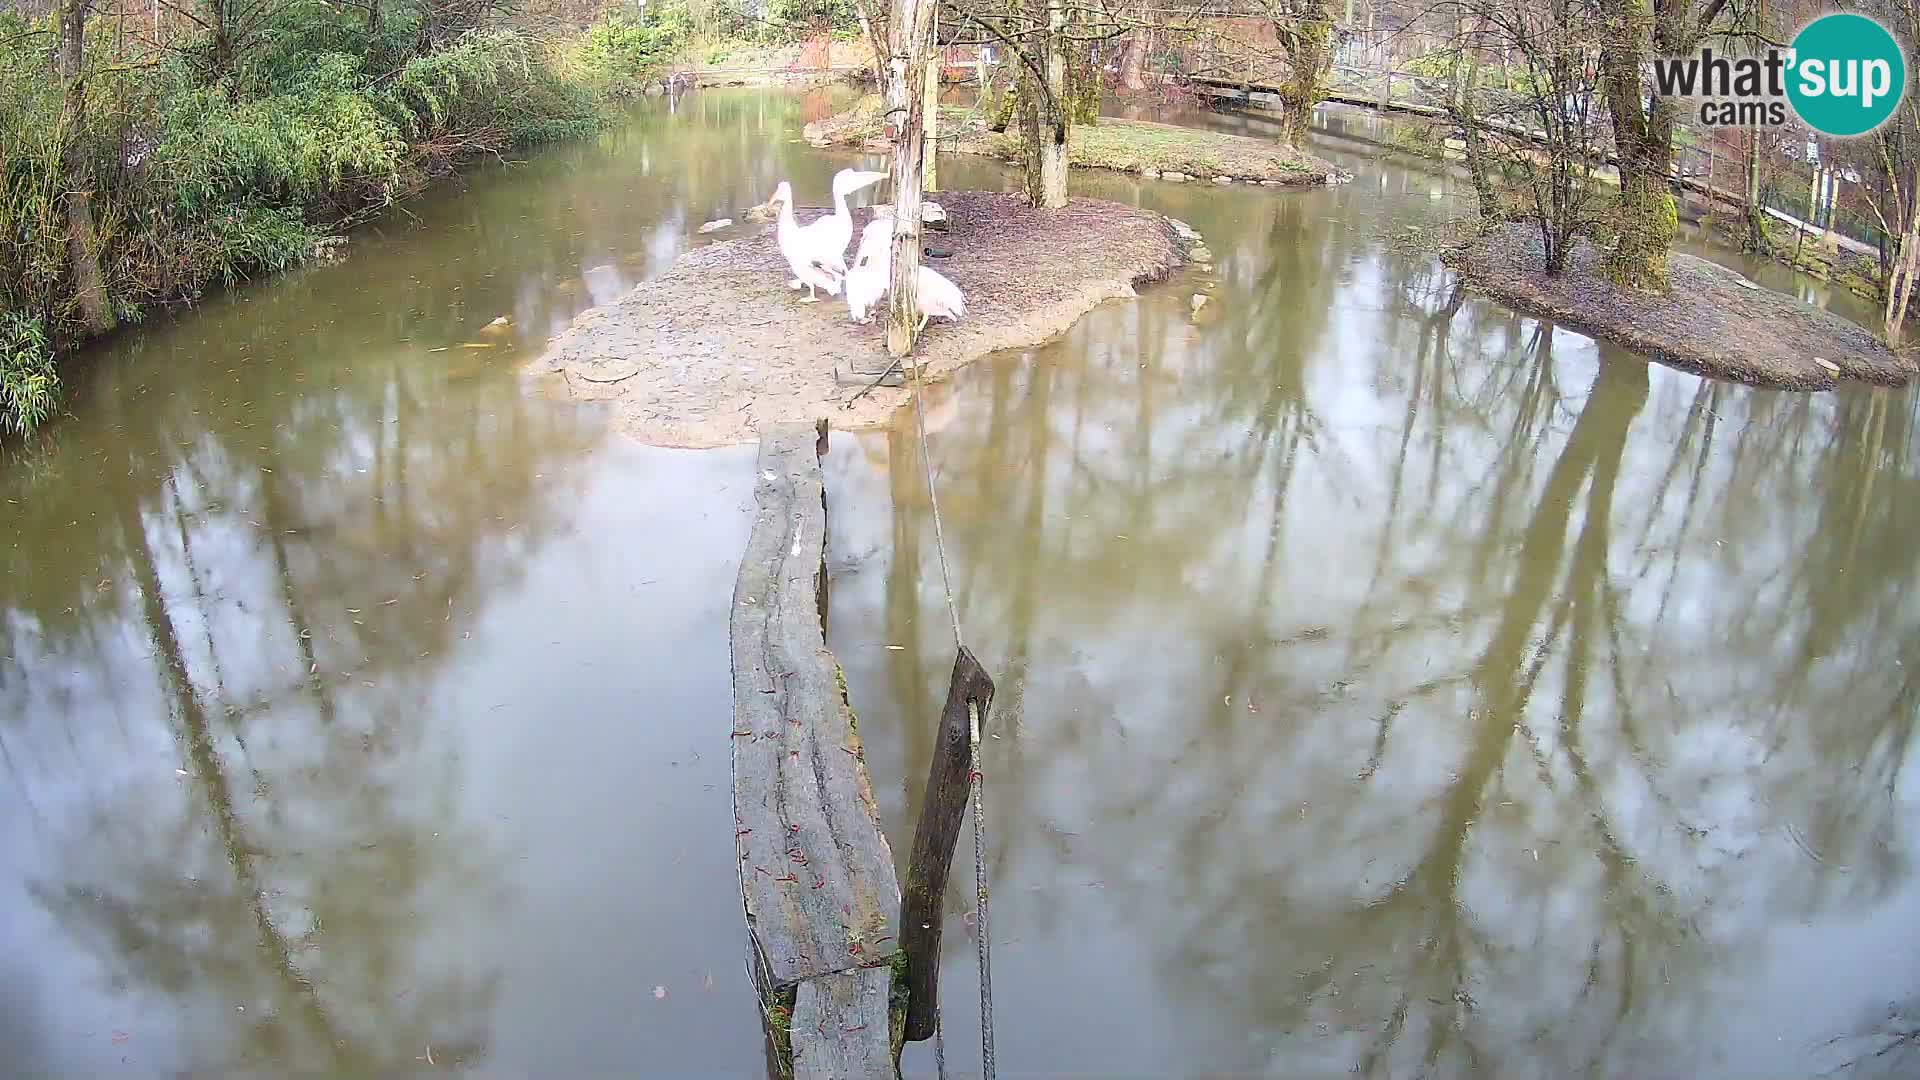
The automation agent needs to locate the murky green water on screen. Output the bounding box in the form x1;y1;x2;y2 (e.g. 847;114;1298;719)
5;89;1916;1077
832;110;1920;1078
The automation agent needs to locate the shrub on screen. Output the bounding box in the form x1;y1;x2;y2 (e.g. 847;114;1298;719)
1;313;57;437
0;8;642;438
571;15;684;97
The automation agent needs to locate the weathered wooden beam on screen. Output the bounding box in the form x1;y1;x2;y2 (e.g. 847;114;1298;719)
732;420;900;984
899;646;995;1042
731;420;901;1079
791;966;895;1080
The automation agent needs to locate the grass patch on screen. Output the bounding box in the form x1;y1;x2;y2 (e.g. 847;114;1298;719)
806;101;1339;185
764;983;798;1079
971;117;1338;184
888;950;910;1064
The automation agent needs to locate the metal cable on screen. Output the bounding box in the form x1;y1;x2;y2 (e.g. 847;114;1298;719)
968;700;995;1080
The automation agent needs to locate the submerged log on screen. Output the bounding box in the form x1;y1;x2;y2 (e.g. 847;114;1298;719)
731;420;901;1078
899;647;995;1042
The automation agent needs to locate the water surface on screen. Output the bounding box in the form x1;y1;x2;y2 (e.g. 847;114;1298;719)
4;88;1916;1079
0;88;881;1075
831;106;1920;1080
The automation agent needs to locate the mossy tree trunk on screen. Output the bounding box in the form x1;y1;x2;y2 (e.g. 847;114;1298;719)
1601;0;1732;289
1744;127;1771;254
59;0;115;337
1272;0;1333;148
1599;0;1676;289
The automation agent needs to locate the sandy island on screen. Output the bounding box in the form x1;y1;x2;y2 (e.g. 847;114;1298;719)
526;191;1187;447
1447;223;1916;390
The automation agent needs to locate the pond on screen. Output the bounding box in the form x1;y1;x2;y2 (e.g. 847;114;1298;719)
4;88;1917;1078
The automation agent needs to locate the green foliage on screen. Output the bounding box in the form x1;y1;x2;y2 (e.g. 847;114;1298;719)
377;31;601;148
0;313;56;437
571;14;684;97
0;3;646;437
1068;53;1100;126
157;58;406;215
759;0;859;41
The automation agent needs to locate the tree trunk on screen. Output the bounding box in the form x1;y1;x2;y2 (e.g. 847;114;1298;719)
60;0;114;336
884;0;935;357
1743;127;1768;253
1119;29;1147;91
1118;0;1148;91
1016;0;1067;209
1038;0;1069;207
1275;0;1332;148
1449;16;1497;223
1886;214;1919;344
211;0;236;75
1599;0;1675;290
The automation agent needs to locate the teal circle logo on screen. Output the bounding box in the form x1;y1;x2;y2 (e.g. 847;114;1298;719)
1786;13;1907;137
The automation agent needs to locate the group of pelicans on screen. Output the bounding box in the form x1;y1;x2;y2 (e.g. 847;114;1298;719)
766;168;968;331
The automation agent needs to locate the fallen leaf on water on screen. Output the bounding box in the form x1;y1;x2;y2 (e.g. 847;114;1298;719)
654;986;668;1000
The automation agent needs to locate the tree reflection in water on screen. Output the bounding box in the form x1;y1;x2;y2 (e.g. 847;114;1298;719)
827;186;1920;1078
1;312;600;1071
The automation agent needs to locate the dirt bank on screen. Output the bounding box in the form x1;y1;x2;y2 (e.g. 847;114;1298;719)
526;192;1186;447
804;99;1342;186
1446;223;1916;390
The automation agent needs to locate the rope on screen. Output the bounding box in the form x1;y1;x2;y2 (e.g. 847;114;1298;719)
908;355;996;1080
910;365;964;650
934;1013;947;1080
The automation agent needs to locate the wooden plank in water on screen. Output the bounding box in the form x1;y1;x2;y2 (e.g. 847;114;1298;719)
899;646;995;1042
731;420;901;987
789;966;895;1080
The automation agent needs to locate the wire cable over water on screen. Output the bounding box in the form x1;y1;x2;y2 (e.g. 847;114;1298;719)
907;357;996;1080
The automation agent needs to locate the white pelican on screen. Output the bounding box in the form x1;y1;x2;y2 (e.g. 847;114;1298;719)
844;218;968;331
769;169;887;303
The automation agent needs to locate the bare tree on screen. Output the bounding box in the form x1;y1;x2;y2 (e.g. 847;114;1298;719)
1845;0;1920;341
1445;0;1609;273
